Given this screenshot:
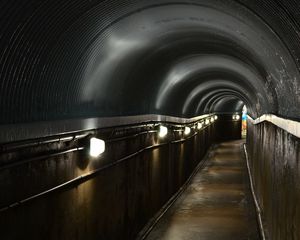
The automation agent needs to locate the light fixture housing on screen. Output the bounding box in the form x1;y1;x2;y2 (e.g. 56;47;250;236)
90;137;105;157
197;122;203;130
184;126;191;135
205;119;210;125
232;114;241;120
210;117;215;122
214;115;218;120
159;125;168;138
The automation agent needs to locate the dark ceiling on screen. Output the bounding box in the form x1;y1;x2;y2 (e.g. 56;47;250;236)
0;0;300;124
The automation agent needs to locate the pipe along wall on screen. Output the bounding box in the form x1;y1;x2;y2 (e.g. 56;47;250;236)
0;115;241;240
247;120;300;240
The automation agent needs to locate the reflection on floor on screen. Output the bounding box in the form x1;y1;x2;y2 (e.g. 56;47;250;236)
145;140;260;240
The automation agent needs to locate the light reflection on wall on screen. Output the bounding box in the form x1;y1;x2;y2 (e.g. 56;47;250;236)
151;148;161;206
178;143;185;185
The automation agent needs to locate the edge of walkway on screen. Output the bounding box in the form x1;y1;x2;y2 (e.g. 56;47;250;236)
243;144;267;240
135;144;216;240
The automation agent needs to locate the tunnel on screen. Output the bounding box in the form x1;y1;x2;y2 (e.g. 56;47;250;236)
0;0;299;239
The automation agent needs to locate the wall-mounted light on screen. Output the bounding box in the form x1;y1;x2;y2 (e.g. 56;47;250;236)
197;122;203;130
205;119;210;125
159;125;168;138
232;114;241;120
214;115;218;120
184;126;191;135
210;117;215;123
90;137;105;157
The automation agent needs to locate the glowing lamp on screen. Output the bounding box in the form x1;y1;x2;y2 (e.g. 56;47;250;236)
90;138;105;157
184;126;191;135
159;126;168;138
232;114;241;120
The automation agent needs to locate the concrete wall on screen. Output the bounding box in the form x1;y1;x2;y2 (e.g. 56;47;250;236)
247;121;300;240
0;117;241;240
0;122;217;240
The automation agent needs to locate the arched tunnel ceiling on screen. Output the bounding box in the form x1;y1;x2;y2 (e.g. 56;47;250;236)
195;90;250;114
209;96;244;113
1;0;300;125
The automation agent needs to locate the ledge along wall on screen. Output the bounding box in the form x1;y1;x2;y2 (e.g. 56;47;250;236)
246;119;300;240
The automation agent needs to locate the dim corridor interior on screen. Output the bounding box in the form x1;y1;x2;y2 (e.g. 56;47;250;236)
145;140;260;240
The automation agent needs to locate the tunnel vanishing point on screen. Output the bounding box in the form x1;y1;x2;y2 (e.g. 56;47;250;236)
0;0;300;239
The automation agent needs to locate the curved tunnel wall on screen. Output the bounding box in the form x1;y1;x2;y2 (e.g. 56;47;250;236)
0;0;300;125
1;1;300;239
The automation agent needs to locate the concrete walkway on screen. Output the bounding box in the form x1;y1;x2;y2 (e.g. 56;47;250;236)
146;140;260;240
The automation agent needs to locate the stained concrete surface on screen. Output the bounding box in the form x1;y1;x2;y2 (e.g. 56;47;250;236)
146;140;260;240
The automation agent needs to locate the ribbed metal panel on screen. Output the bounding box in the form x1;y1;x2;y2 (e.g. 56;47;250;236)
0;0;299;126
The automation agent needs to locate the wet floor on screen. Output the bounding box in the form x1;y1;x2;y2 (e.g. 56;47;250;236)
145;140;260;240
